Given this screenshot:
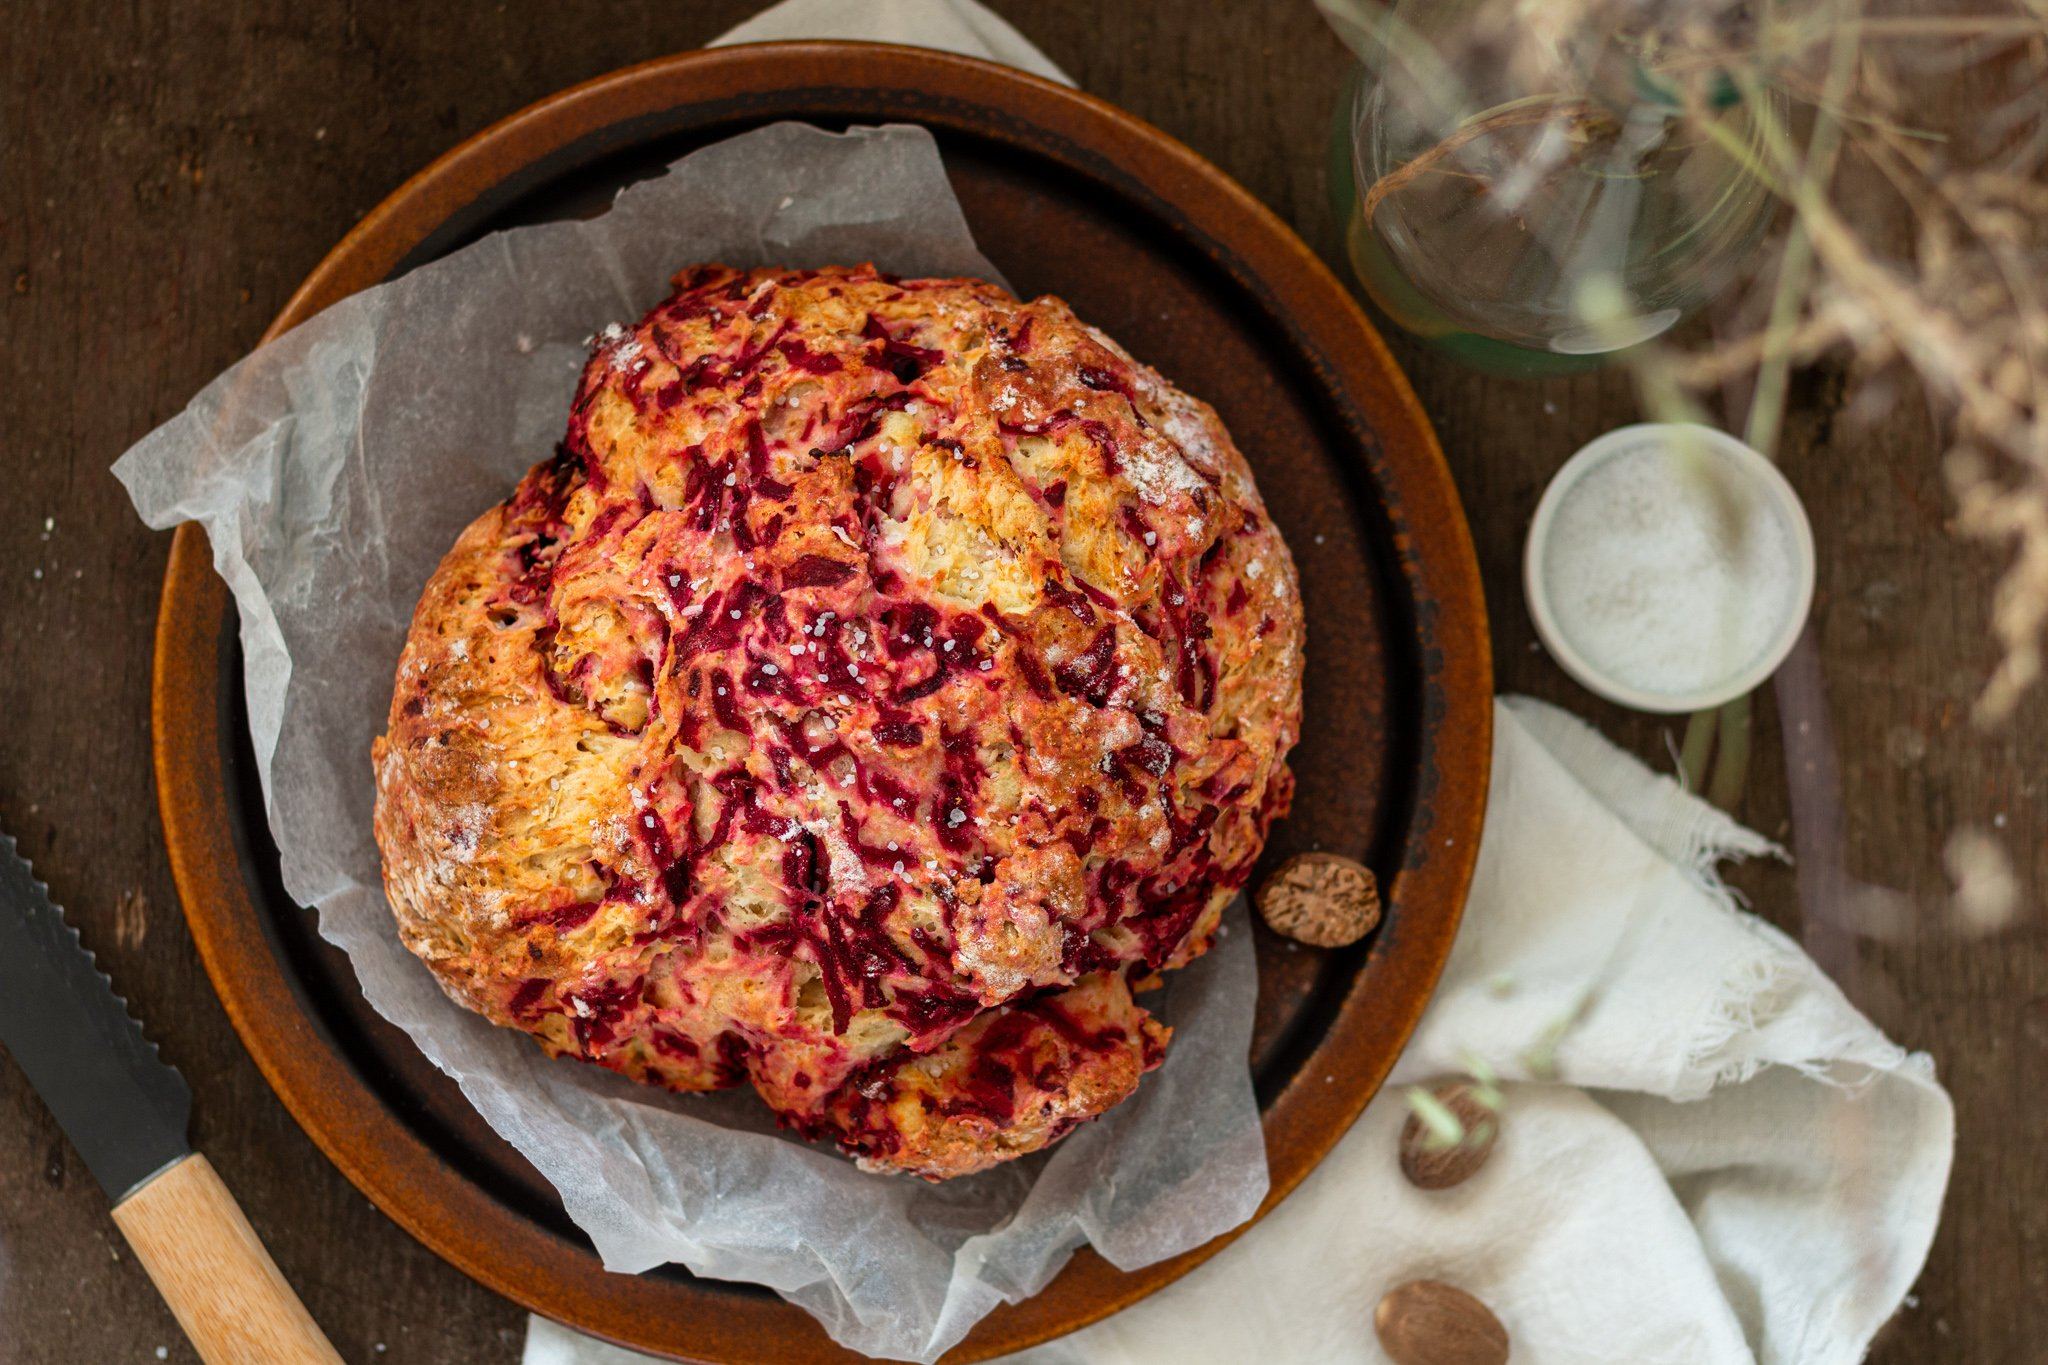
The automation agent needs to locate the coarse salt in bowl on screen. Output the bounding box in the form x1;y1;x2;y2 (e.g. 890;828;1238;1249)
1524;423;1816;713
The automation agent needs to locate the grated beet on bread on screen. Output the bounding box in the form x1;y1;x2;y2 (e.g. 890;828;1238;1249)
371;264;1302;1178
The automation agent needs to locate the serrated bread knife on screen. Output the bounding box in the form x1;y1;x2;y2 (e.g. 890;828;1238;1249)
0;834;340;1363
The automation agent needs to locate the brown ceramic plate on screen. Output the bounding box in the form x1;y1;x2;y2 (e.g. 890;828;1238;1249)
151;42;1489;1364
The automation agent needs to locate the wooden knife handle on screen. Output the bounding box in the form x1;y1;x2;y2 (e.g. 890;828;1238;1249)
110;1153;343;1365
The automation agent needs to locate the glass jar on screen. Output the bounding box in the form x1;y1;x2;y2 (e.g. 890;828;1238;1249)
1329;0;1779;375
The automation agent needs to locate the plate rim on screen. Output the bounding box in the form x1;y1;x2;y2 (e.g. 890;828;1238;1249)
150;40;1492;1363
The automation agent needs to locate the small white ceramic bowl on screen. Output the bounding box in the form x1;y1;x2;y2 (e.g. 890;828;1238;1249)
1524;422;1816;714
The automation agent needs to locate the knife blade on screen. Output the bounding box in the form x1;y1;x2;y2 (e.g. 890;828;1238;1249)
0;832;340;1364
0;833;192;1202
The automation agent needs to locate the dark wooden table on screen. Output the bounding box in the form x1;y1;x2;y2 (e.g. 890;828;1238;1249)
2;3;2039;1362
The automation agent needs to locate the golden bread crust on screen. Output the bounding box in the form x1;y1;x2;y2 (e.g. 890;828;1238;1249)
372;265;1302;1175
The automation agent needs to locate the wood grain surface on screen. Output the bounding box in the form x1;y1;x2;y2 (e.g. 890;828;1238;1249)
111;1154;342;1365
0;3;2039;1363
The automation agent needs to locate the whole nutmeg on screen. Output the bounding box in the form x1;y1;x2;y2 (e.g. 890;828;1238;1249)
1374;1280;1510;1365
1254;852;1381;947
1399;1080;1499;1190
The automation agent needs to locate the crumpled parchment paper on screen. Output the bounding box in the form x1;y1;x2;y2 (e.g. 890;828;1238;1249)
114;122;1267;1363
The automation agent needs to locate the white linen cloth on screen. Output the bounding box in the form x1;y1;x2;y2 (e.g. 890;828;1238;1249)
707;0;1074;87
530;4;1951;1361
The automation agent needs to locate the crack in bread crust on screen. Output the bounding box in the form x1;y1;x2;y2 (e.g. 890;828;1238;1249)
372;264;1303;1178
